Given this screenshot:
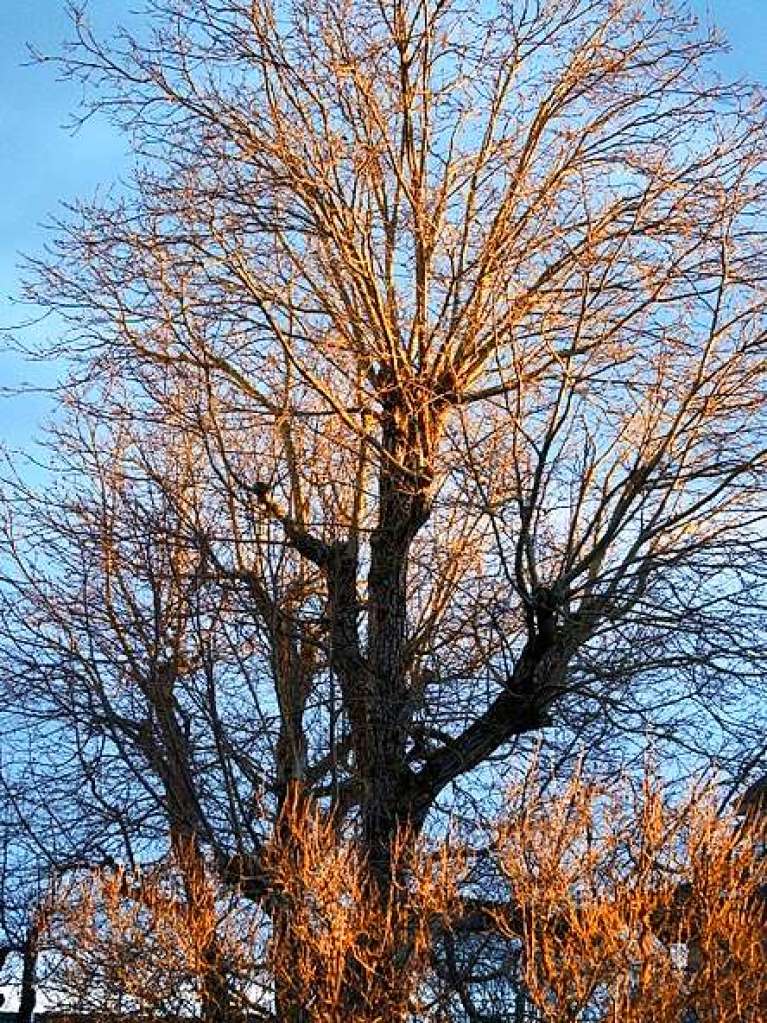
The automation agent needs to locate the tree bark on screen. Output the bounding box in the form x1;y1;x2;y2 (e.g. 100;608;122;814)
358;406;435;882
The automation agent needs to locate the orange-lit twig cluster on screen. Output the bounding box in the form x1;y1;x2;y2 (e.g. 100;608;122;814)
45;770;765;1022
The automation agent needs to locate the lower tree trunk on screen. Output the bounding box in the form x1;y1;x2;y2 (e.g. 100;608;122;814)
171;827;243;1023
273;953;310;1023
16;922;39;1023
200;964;242;1023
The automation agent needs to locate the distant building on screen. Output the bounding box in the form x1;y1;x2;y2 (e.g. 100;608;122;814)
735;773;767;818
735;773;767;855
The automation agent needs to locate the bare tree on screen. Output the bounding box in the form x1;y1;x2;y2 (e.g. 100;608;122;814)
3;0;767;1017
0;788;48;1023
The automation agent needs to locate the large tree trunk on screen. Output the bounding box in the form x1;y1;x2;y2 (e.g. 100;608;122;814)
358;405;435;883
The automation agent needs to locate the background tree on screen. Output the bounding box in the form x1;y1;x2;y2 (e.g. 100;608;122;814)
492;766;767;1023
0;783;50;1023
2;0;767;1017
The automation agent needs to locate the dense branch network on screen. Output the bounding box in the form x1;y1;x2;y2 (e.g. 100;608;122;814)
1;0;767;1018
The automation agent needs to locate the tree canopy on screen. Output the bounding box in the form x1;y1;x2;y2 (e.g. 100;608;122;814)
1;1;766;1019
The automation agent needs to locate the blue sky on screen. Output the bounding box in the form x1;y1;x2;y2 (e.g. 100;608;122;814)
0;1;128;445
0;0;766;448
